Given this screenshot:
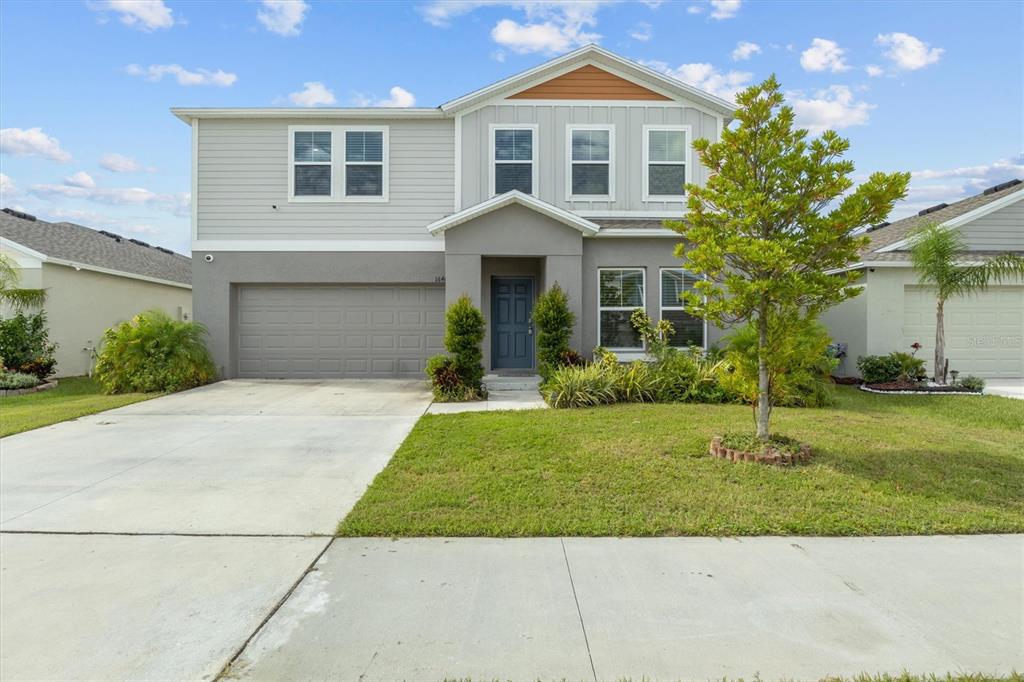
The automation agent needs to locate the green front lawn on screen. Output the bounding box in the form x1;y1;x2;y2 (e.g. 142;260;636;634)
339;387;1024;537
0;376;159;438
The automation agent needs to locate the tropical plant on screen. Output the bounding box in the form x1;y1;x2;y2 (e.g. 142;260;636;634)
909;223;1024;383
425;353;480;401
94;310;216;393
956;375;985;392
856;354;902;384
443;295;486;392
533;283;576;380
0;311;58;379
0;253;47;309
667;75;909;441
889;351;926;382
542;362;617;408
0;371;40;390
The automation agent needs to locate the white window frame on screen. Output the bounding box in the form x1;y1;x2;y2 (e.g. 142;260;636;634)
566;124;615;202
659;267;707;350
287;125;389;203
642;125;691;202
489;123;538;198
597;267;645;353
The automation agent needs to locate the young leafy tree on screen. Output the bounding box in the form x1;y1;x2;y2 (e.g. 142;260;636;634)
0;254;47;309
910;223;1024;383
668;76;909;441
532;283;575;380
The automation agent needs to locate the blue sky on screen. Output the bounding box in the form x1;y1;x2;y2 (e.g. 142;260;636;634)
1;0;1021;254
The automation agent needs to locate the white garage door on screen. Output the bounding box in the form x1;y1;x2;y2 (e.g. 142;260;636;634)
236;285;445;379
903;285;1024;378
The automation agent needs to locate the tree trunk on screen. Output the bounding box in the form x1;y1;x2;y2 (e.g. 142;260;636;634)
934;298;946;384
756;306;771;442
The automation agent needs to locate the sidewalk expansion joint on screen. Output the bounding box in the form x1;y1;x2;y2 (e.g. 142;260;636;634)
560;537;598;682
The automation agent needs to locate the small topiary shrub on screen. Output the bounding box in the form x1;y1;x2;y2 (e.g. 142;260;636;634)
94;310;216;394
0;311;58;380
533;283;576;380
857;354;903;384
0;371;41;390
444;295;485;392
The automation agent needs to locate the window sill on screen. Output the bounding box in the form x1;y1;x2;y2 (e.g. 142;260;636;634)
287;196;389;204
568;195;615;202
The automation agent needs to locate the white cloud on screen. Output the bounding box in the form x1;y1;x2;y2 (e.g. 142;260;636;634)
0;173;16;199
890;155;1023;217
876;32;943;71
642;60;752;101
639;0;663;8
64;171;96;189
376;86;416;108
686;5;703;13
912;154;1023;185
709;0;741;19
30;182;190;217
257;0;309;36
865;64;884;77
88;0;174;31
790;86;874;134
288;82;336;107
99;152;156;173
630;21;652;42
125;64;237;87
491;16;599;55
0;127;72;163
731;41;761;61
800;38;850;73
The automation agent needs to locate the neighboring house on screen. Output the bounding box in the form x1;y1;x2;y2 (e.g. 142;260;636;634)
0;209;192;377
173;45;733;379
821;180;1024;379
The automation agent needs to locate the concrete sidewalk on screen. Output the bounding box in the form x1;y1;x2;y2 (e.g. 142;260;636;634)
228;535;1023;680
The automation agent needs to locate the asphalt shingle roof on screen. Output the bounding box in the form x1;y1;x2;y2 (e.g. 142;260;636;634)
0;209;191;285
862;180;1023;259
592;218;675;230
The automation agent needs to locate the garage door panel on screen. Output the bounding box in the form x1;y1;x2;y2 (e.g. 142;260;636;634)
903;285;1024;378
236;284;445;379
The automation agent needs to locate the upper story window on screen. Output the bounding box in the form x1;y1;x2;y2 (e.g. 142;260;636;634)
598;267;644;350
660;268;704;348
288;126;389;202
492;125;536;196
567;125;614;201
643;125;690;201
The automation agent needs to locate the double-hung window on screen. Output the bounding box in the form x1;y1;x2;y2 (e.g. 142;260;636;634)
660;268;705;348
492;125;536;196
288;126;388;201
598;268;645;350
567;125;614;200
643;126;690;201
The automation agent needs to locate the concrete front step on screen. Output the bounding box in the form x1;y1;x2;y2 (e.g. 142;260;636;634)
484;374;542;391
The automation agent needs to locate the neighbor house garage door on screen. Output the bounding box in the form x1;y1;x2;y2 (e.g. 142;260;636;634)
236;285;445;378
903;285;1024;378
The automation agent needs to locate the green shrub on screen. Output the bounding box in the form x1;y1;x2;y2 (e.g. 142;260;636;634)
957;375;985;392
444;295;485;391
424;353;483;402
541;362;617;408
723;317;837;408
533;283;576;380
94;310;216;394
890;351;926;381
0;371;41;390
654;348;734;403
0;311;58;379
613;360;659;403
857;354;903;384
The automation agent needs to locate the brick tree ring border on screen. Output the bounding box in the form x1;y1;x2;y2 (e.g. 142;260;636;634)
709;436;812;466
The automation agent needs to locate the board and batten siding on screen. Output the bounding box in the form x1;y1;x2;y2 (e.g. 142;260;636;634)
196;118;454;243
459;103;719;212
961;199;1024;251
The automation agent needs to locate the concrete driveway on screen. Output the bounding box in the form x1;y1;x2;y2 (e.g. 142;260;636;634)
986;378;1024;399
0;379;431;681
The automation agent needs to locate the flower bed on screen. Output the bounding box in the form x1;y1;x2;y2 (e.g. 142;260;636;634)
0;378;58;397
709;434;812;466
860;381;982;395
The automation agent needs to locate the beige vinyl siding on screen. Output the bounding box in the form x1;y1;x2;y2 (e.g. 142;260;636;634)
460;103;718;212
196;118;454;242
960;199;1024;250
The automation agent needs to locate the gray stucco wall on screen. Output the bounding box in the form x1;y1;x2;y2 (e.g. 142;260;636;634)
819;281;868;377
193;251;444;377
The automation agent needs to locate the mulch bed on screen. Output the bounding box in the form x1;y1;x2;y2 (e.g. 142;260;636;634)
0;379;58;397
831;376;862;385
861;380;980;395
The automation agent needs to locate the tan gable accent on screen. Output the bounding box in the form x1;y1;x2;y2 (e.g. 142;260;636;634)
508;65;672;101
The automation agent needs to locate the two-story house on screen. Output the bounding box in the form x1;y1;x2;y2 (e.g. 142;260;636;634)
174;45;736;379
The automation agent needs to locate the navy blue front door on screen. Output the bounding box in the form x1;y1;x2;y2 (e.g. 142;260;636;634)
491;277;534;369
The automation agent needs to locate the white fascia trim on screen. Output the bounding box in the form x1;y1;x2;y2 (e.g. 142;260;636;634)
593;228;679;238
0;237;48;264
172;107;444;123
454;113;463;211
440;44;735;118
876;189;1024;253
1;239;191;289
826;261;911;274
426;190;600;236
191;117;199;243
192;239;445;252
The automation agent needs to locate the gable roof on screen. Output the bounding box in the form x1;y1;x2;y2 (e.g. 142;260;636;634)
858;180;1024;263
426;191;600;236
441;45;736;118
0;209;191;287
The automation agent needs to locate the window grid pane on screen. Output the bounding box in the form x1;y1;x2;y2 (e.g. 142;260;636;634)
571;129;609;161
572;164;610;195
495;163;532;194
649;130;686;162
345;165;383;196
345;131;383;163
600;311;642;348
294;131;331;163
294;165;331;196
649;165;686;196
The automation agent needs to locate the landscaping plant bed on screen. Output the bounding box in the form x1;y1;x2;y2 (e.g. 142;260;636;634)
0;379;58;397
831;375;862;386
861;381;981;395
710;434;812;466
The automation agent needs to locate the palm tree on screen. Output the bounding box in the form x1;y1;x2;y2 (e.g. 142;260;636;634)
910;224;1024;383
0;253;47;309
